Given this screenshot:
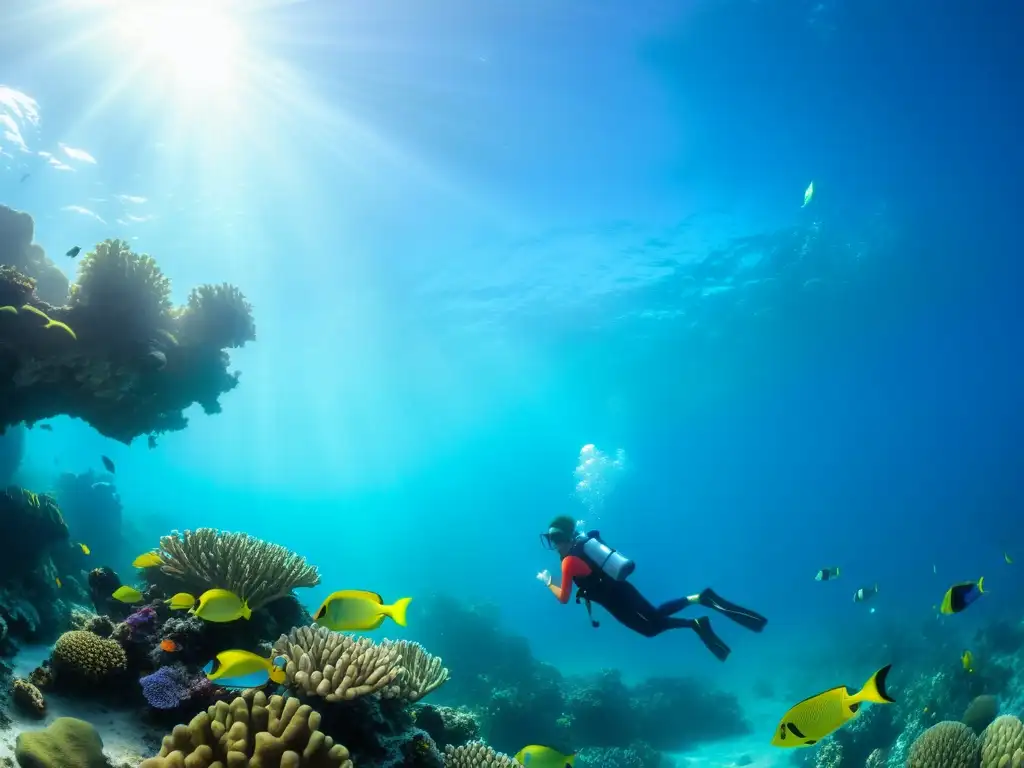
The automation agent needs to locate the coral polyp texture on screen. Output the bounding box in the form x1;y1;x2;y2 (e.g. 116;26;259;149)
0;205;255;443
981;715;1024;768
52;629;128;681
443;741;518;768
908;720;980;768
140;691;352;768
273;624;403;702
155;528;320;609
390;639;451;702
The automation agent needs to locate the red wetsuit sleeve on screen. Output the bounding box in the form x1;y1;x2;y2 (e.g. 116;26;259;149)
550;555;592;604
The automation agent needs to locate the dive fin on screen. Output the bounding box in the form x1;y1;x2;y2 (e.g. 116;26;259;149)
698;588;768;632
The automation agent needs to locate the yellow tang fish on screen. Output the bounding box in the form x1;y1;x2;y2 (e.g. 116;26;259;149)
314;590;412;632
79;543;90;555
191;588;251;622
112;585;144;603
513;744;576;767
961;650;974;673
940;578;984;615
55;577;62;588
802;181;814;208
133;551;163;568
165;592;196;611
203;650;286;689
771;665;894;747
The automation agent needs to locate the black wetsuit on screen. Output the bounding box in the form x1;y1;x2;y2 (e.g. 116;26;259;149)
567;535;767;661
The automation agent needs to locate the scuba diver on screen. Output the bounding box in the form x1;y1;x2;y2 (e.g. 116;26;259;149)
537;515;767;661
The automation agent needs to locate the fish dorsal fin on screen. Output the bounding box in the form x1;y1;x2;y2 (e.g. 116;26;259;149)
331;589;384;603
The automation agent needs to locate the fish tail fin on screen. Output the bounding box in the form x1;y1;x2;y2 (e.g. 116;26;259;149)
269;666;286;684
856;664;895;704
386;597;413;627
977;577;985;593
242;602;252;620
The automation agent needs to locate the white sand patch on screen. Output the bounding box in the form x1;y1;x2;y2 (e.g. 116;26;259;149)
666;695;797;768
2;644;164;766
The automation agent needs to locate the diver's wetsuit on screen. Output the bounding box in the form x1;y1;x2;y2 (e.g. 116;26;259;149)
554;552;767;661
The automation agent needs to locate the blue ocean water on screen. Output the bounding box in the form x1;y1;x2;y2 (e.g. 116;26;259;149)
2;0;1023;764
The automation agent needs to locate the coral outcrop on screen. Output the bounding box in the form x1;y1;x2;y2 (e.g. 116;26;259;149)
52;629;128;682
907;720;979;768
14;717;108;768
274;624;402;701
140;691;352;768
11;677;46;716
392;640;450;702
981;715;1024;768
443;741;517;768
0;207;255;444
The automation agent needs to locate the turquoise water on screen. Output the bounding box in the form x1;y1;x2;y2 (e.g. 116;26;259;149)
3;0;1023;766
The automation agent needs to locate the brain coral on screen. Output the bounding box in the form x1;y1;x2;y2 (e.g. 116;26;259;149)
981;715;1024;768
14;717;107;768
52;630;127;681
908;720;980;768
140;691;351;768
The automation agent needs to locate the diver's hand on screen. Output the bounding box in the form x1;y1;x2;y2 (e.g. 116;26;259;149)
536;570;552;587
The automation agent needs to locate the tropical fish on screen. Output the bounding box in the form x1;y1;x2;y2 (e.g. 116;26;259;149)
514;745;576;767
39;424;53;431
133;551;163;568
802;181;814;208
55;577;62;588
112;585;144;603
160;638;180;653
191;588;251;622
314;590;412;632
165;592;196;611
853;585;878;603
814;567;840;581
940;579;984;615
1004;552;1013;564
770;665;894;747
203;650;286;688
66;246;81;258
148;435;157;449
961;650;974;673
78;543;90;555
101;455;115;474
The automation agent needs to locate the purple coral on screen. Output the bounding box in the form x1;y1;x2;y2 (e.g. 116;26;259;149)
140;665;191;709
125;605;157;631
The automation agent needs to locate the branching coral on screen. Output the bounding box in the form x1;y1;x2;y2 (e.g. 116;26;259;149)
981;715;1024;768
391;640;450;702
273;624;402;702
443;742;518;768
178;282;256;349
70;238;172;328
140;691;352;768
156;528;320;609
908;720;980;768
52;629;128;682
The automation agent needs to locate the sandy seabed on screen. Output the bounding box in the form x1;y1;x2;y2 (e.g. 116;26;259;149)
1;644;165;767
666;696;792;768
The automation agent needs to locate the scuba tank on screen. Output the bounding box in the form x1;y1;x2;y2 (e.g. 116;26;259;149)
578;531;635;581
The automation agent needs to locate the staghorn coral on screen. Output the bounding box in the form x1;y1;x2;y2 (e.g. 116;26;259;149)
908;720;979;768
981;715;1024;768
156;528;319;609
139;690;352;768
965;694;1000;735
14;717;107;768
52;629;128;682
178;282;256;349
274;624;402;702
12;677;46;717
70;238;172;328
392;640;450;702
443;741;518;768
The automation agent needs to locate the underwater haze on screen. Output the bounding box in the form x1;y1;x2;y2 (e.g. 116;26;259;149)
2;0;1024;766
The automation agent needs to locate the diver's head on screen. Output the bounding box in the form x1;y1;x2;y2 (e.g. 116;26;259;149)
540;515;577;556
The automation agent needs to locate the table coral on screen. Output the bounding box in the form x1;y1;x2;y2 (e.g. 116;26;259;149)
140;691;352;768
155;528;320;609
0;209;255;444
274;624;402;702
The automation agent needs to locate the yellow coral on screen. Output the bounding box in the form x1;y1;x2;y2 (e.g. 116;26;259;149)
981;715;1024;768
273;624;402;702
43;318;77;340
909;721;980;768
0;305;17;314
444;742;518;768
52;630;127;681
139;691;351;768
20;304;48;319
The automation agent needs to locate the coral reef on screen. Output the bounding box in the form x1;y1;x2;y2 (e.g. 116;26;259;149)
414;705;481;749
140;691;352;767
907;720;979;768
0;207;255;444
11;677;46;717
0;423;24;485
14;717;108;768
52;629;128;683
965;694;1000;735
391;640;451;702
154;528;320;609
443;742;517;768
980;715;1024;768
54;470;123;566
